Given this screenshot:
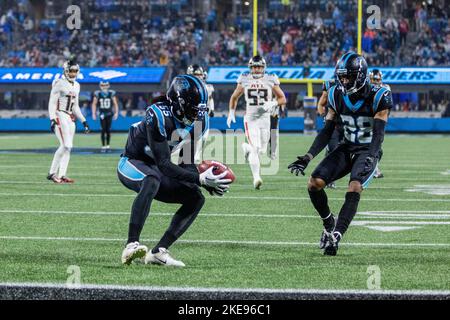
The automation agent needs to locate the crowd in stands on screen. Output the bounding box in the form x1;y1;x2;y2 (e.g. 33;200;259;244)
0;0;203;72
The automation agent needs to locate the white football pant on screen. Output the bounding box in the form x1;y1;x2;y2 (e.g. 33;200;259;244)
49;111;75;178
243;115;270;181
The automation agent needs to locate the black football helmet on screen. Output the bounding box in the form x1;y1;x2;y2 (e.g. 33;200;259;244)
369;69;383;85
187;64;205;80
335;52;368;95
167;75;208;126
248;55;266;79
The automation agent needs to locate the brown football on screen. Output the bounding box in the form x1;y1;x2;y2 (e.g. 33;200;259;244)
197;160;236;183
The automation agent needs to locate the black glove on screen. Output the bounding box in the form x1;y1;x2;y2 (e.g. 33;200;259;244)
83;121;90;134
203;184;228;197
288;154;312;176
359;156;376;177
50;119;57;133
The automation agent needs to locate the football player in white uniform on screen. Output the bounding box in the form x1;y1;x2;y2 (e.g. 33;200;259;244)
227;55;286;189
187;64;214;163
47;60;90;184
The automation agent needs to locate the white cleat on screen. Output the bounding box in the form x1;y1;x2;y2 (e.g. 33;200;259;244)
121;241;148;265
253;178;263;190
144;247;185;267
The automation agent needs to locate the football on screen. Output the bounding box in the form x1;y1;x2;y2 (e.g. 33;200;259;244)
197;160;236;183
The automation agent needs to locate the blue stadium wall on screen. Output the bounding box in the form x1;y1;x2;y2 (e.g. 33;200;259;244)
1;117;449;133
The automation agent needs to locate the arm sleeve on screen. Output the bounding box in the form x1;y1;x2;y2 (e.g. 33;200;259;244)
72;86;86;123
48;80;60;120
306;120;336;158
368;118;386;158
145;108;200;185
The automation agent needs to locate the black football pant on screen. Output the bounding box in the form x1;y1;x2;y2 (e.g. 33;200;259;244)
117;157;205;249
100;114;113;146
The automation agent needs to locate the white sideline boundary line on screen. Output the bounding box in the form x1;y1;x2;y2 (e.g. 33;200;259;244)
1;209;450;220
1;282;449;296
0;192;449;202
1;235;449;247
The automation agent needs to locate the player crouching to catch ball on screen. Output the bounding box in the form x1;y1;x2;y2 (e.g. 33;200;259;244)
288;52;393;256
118;75;233;267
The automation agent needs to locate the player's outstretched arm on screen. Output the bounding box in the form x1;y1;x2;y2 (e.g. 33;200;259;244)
288;109;336;176
227;84;243;128
317;91;328;117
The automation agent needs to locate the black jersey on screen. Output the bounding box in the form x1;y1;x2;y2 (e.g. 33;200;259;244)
327;84;393;145
322;79;336;92
94;90;116;115
124;102;209;165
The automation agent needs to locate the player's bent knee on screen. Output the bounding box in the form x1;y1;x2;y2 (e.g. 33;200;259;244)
308;177;326;191
348;181;363;193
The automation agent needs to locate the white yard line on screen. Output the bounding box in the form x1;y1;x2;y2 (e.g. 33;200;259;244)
0;192;449;202
1;235;449;247
1;282;449;296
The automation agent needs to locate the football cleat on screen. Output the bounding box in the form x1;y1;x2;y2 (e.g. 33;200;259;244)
145;247;185;267
323;231;341;256
121;241;148;265
47;173;62;184
253;178;263;190
319;214;335;249
60;176;75;183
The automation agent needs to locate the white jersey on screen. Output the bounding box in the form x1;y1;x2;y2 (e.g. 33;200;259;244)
205;83;215;112
237;72;280;120
48;77;86;123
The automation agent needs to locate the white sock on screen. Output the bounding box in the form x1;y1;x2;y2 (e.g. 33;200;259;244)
58;147;71;177
247;145;261;181
49;146;65;175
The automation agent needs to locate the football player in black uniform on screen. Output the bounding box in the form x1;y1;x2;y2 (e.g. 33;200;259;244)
91;81;119;152
288;52;393;256
369;69;390;179
317;77;344;188
118;75;231;267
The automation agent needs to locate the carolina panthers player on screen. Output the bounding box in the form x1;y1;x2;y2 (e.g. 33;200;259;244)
369;69;390;179
227;55;286;189
118;75;231;267
47;60;90;184
187;64;215;117
288;52;393;256
91;81;119;152
317;76;344;188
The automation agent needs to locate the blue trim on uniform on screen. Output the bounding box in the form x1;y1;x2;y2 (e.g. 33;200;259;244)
372;87;388;113
362;161;379;189
343;94;365;112
118;157;145;181
185;74;208;104
327;85;337;111
150;104;166;137
203;114;210;137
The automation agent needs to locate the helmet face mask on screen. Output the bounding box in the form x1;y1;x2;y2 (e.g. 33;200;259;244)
370;69;382;85
248;55;266;79
167;75;208;126
63;60;79;82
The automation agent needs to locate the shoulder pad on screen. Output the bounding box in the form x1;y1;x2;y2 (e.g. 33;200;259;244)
372;86;390;112
327;85;338;111
146;104;167;138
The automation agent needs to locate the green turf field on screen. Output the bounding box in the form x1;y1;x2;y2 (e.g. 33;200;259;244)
0;133;449;292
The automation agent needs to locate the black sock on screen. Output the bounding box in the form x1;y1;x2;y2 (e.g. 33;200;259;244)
127;223;142;244
335;192;361;236
101;133;105;146
308;188;332;222
106;133;111;145
152;232;177;253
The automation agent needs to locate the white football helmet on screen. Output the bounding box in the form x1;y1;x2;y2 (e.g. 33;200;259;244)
63;60;80;82
248;55;266;79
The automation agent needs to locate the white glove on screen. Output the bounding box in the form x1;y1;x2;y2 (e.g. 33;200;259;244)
265;101;279;115
226;109;236;128
199;167;232;192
